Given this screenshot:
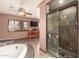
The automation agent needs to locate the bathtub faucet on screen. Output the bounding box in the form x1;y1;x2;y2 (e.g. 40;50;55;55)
16;46;18;49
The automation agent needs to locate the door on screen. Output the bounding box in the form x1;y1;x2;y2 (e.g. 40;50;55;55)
59;6;78;57
47;12;59;57
47;6;77;58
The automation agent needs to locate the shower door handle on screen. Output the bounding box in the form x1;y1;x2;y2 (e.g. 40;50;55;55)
48;33;52;38
56;35;59;39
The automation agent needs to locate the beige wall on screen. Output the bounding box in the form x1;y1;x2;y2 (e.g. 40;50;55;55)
39;0;51;51
0;14;39;40
40;4;47;51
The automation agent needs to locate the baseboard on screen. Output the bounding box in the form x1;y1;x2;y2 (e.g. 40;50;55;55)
40;48;47;53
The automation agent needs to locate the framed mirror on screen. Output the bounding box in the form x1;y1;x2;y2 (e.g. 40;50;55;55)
8;20;28;32
22;21;28;31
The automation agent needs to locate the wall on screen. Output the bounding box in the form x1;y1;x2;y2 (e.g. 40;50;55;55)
39;0;51;51
0;14;39;40
40;4;47;51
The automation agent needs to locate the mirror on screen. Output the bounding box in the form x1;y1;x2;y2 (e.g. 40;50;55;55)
8;20;28;32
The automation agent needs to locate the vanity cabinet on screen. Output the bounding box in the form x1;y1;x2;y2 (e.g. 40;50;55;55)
28;29;39;39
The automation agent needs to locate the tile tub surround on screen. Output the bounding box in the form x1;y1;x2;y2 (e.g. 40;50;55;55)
25;44;35;58
0;38;40;58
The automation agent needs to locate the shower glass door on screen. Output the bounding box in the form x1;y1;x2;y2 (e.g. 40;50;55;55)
47;12;59;57
59;6;78;58
47;6;77;58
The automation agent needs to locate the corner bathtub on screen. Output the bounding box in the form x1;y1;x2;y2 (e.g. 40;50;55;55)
0;44;27;58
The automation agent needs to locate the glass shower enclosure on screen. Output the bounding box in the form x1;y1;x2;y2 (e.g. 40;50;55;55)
46;0;78;58
47;12;59;57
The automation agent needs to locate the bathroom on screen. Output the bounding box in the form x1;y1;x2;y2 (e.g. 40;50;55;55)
0;0;79;58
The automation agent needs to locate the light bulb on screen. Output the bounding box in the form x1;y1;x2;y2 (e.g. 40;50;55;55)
59;0;63;4
19;12;24;15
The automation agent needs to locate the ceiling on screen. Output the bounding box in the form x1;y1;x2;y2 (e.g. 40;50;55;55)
0;0;43;18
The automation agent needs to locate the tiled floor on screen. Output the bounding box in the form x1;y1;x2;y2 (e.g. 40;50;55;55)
39;50;50;58
39;50;55;58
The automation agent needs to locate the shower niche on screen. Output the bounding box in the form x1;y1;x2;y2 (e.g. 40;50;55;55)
47;0;78;58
